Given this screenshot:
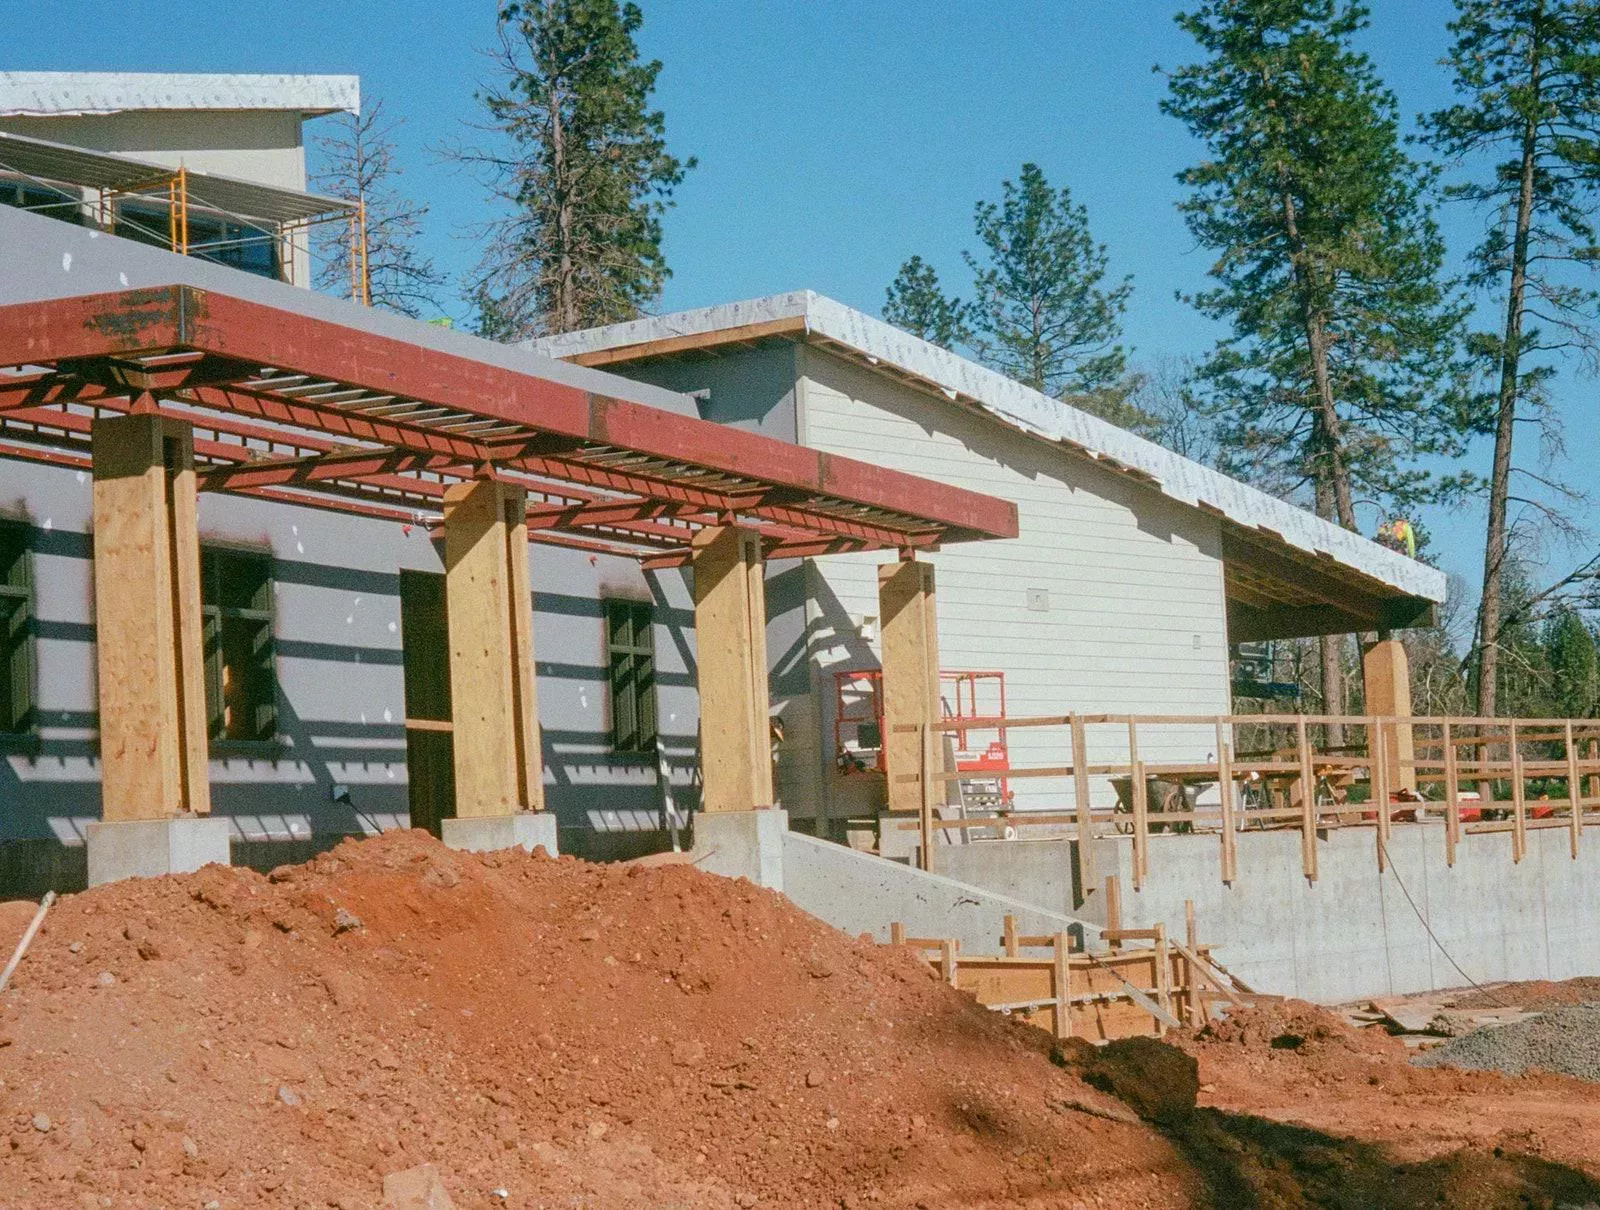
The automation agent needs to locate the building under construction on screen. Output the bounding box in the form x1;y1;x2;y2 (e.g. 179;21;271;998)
5;73;1600;1013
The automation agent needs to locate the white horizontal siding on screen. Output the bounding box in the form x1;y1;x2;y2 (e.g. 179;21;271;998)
799;350;1231;810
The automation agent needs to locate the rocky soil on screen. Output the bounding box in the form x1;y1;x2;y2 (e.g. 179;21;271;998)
0;830;1191;1209
6;834;1600;1208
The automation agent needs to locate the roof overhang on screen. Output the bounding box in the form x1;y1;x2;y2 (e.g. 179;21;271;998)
0;131;353;225
0;286;1017;565
0;73;360;118
533;292;1448;636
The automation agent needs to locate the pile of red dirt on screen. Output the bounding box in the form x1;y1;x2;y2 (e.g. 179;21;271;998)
0;830;1194;1209
1447;976;1600;1012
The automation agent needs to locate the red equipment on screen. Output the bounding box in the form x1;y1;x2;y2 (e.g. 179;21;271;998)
832;668;1014;806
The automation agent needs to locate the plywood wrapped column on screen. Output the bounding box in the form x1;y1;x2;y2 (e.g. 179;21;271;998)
879;558;940;816
1363;638;1415;794
91;412;211;821
443;479;544;817
692;525;773;813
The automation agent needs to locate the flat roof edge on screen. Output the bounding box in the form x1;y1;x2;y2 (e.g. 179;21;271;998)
539;292;1448;606
0;73;361;117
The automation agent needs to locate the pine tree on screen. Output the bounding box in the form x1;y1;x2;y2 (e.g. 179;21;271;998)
1423;0;1600;719
963;164;1132;397
1161;0;1467;722
882;256;970;349
313;100;444;318
1543;607;1600;719
455;0;692;338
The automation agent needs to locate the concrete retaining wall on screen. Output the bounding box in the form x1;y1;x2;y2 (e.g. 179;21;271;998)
1058;824;1600;1004
928;839;1081;918
781;832;1098;953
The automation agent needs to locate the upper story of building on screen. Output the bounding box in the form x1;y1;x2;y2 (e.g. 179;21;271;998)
0;72;359;287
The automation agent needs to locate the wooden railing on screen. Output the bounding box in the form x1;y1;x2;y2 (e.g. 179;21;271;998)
896;713;1600;890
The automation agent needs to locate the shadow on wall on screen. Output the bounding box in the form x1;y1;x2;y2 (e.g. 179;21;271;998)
801;570;897;827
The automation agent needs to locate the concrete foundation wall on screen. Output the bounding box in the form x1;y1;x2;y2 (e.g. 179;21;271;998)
782;831;1098;954
929;839;1081;919
1071;824;1600;1004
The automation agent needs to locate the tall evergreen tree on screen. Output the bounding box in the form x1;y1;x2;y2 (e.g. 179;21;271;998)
455;0;692;338
882;256;970;349
963;163;1132;397
1162;0;1467;720
1423;0;1600;719
313;100;444;318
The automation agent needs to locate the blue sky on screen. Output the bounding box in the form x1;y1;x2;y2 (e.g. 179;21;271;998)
11;0;1595;627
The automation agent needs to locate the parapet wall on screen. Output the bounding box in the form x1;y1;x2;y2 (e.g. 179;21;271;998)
933;824;1600;1004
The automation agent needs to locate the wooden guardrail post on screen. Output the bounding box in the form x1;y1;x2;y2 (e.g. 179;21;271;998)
1127;720;1150;891
1443;720;1459;867
917;721;933;872
1216;720;1237;884
1372;718;1390;872
1071;714;1097;894
1567;721;1583;860
1105;873;1122;952
1510;720;1527;864
1296;717;1318;881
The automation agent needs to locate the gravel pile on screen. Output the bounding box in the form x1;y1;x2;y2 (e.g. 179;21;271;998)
1414;1003;1600;1082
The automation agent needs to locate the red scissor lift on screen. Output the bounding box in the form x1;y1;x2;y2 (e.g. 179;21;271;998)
833;669;1014;808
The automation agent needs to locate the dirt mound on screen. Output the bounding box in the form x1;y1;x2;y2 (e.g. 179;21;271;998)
1193;999;1398;1060
1447;977;1600;1012
1416;1004;1600;1083
1079;1037;1198;1126
0;830;1192;1209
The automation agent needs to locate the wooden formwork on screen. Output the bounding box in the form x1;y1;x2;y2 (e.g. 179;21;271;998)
890;896;1255;1043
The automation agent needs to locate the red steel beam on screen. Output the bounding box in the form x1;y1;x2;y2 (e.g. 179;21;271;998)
0;286;1017;544
198;446;464;493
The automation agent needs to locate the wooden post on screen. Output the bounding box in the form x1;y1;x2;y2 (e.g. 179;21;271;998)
879;558;940;821
1296;717;1318;881
1362;638;1415;792
940;938;959;987
1153;922;1172;1037
443;479;543;818
692;525;773;813
1070;714;1097;894
1053;932;1072;1040
890;921;905;946
1443;720;1459;867
1216;721;1237;884
1104;873;1122;952
1372;720;1390;872
1003;913;1019;957
1184;900;1198;1026
1566;721;1582;860
1510;720;1526;864
1128;720;1150;888
91;413;211;821
917;721;933;872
